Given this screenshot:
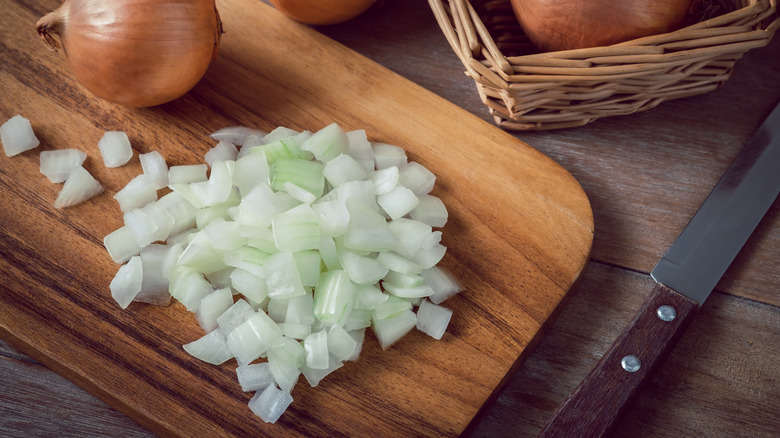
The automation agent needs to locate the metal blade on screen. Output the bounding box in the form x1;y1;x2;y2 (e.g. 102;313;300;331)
651;101;780;305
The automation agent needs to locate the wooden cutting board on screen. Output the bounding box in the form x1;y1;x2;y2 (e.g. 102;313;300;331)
0;0;594;436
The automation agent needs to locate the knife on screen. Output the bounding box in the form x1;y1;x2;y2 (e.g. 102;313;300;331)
538;100;780;438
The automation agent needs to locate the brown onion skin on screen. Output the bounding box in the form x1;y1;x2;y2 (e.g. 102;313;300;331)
268;0;377;26
36;0;222;108
510;0;697;52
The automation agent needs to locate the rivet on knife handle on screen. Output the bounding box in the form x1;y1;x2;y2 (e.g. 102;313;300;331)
537;283;698;438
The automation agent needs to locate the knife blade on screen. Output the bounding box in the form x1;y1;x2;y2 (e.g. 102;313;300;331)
538;100;780;438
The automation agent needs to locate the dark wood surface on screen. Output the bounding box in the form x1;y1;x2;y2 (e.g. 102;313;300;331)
2;0;779;437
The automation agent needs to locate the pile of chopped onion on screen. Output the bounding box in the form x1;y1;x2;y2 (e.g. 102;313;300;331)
103;122;463;423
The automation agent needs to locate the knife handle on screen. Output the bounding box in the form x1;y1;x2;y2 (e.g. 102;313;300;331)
538;283;699;438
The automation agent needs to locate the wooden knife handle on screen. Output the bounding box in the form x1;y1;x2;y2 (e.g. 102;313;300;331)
538;283;699;438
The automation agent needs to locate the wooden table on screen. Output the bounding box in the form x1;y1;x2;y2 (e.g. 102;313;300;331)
2;1;778;436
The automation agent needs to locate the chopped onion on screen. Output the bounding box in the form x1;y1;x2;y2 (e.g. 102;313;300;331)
415;299;452;340
114;174;157;212
210;126;268;146
409;194;448;228
139;151;168;189
103;122;463;423
372;142;407;170
237;362;275;392
98;131;133;168
182;328;233;366
1;115;40;157
196;287;233;332
248;384;293;424
40;149;87;183
168;164;209;184
205;140;238;166
399;162;436;195
54;165;104;208
109;255;143;309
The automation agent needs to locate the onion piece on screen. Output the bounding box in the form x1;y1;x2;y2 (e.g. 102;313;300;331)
110;256;143;309
99;131;133;168
248;384;293;424
196;287;234;332
372;142;407;169
168;164;208;184
205;140;238;166
54;165;104;209
40;149;87;183
114;174;157;212
371;308;417;350
237;362;275;392
139;151;169;189
182;328;233;365
210;126;268;146
1;115;40;157
415;299;453;340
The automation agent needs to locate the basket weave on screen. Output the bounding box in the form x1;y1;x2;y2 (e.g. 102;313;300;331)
429;0;779;130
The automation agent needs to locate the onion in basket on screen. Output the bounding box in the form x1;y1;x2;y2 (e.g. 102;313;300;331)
510;0;699;51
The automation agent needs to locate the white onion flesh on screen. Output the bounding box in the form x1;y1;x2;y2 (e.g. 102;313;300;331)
102;122;462;423
54;165;104;209
1;115;40;157
40;149;87;183
98;131;133;168
139;151;169;189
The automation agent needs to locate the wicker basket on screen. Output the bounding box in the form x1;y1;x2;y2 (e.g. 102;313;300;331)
429;0;779;130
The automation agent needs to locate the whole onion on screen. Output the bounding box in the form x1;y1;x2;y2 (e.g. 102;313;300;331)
510;0;698;52
36;0;223;108
268;0;378;25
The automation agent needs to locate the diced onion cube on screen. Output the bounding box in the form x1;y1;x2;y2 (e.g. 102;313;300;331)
409;195;448;228
302;123;348;162
168;164;208;184
415;299;452;340
421;266;463;304
217;299;256;336
110;256;143;309
104;226;142;264
210;126;267;146
1;115;40;157
237;362;275;392
248;384;293;424
114;174;157;212
227;311;283;365
182;329;233;365
303;329;329;369
377;186;419;220
372;142;407;169
40;149;87;183
371;308;417;350
205;140;238;166
54;166;104;209
196;287;234;333
139;151;169;189
98;131;133;167
323;153;368;187
399;162;436;195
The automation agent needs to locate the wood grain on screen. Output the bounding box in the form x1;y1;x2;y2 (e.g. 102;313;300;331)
2;1;778;437
0;0;592;437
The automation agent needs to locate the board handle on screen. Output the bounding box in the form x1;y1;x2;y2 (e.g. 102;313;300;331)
538;283;699;438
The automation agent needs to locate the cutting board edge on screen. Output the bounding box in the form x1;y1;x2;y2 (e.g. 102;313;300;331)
460;255;593;436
